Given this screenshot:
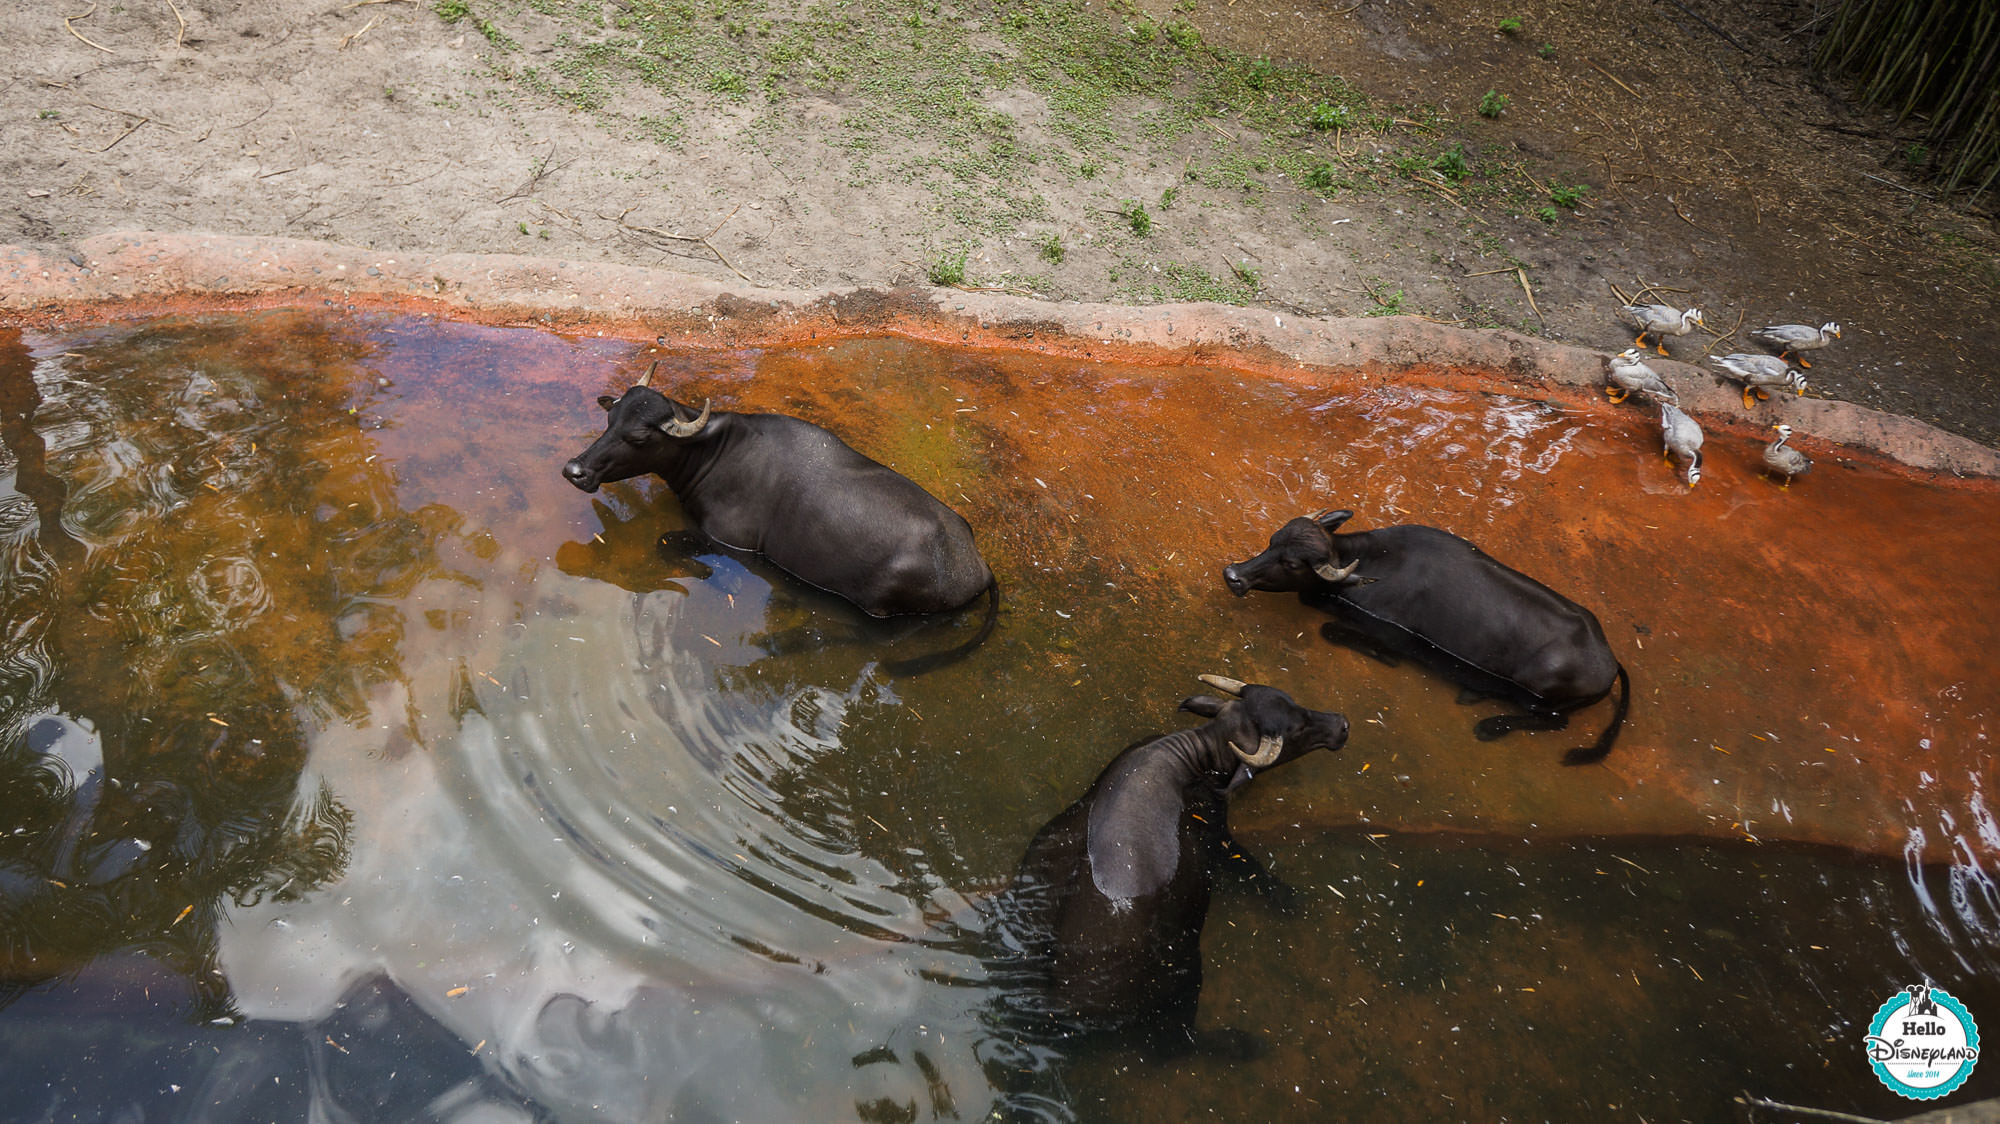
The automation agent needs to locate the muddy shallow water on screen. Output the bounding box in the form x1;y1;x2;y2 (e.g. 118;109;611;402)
0;310;1994;1120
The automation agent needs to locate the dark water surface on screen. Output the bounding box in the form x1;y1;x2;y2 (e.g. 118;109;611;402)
0;310;1993;1121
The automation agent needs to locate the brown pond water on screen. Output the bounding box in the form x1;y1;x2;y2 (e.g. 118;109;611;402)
0;310;1994;1121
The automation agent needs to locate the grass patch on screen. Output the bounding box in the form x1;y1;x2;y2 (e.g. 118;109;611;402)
1120;200;1154;236
1362;278;1406;316
1432;143;1470;182
1129;261;1259;304
996;270;1056;294
436;0;515;49
1309;100;1356;131
450;0;1597;300
1188;152;1272;196
928;245;970;286
479;0;1389;204
706;68;750;98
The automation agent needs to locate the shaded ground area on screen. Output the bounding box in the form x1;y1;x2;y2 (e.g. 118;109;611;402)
2;0;1995;445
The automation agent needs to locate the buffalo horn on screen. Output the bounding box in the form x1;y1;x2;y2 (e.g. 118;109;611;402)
1197;674;1247;696
1313;557;1361;583
662;398;712;438
636;360;659;389
1229;736;1284;767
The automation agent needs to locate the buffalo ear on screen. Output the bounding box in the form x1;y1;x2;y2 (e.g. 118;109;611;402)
1179;694;1229;718
1314;509;1355;532
597;395;618;411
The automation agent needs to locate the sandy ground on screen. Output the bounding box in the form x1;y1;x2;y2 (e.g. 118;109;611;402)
3;0;1996;445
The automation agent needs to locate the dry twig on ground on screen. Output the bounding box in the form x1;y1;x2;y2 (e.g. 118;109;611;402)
340;16;379;50
65;3;115;54
618;205;751;283
497;146;575;203
1586;61;1640;99
1702;309;1746;358
1515;268;1545;327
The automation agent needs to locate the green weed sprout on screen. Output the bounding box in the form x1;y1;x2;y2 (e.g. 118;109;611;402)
1432;143;1470;182
1309;102;1356;131
929;247;969;286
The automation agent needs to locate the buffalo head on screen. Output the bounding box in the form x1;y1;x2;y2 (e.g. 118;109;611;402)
1181;674;1350;770
560;364;713;493
1222;509;1362;596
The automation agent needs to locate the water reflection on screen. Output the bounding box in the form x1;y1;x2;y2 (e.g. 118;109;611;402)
0;963;537;1121
0;317;420;1021
0;315;1995;1120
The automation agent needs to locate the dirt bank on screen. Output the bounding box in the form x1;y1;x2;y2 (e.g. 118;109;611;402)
3;0;1996;445
6;230;2000;480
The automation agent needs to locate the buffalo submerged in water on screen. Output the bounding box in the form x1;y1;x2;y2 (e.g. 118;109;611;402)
993;676;1349;1044
1223;509;1630;765
561;365;998;666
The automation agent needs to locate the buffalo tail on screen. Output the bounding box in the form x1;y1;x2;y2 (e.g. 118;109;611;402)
881;577;1001;677
1561;662;1630;766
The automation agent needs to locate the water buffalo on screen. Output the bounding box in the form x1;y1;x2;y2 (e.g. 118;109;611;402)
561;367;998;667
999;676;1348;1040
1222;510;1629;765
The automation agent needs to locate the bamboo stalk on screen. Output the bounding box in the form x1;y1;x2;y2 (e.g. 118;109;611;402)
1813;0;1999;203
1931;9;1998;139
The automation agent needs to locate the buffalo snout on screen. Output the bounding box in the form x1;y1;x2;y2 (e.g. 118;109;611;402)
561;458;601;493
1316;712;1352;754
1222;564;1251;597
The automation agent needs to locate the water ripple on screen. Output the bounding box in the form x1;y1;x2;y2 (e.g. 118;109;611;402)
438;562;970;982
